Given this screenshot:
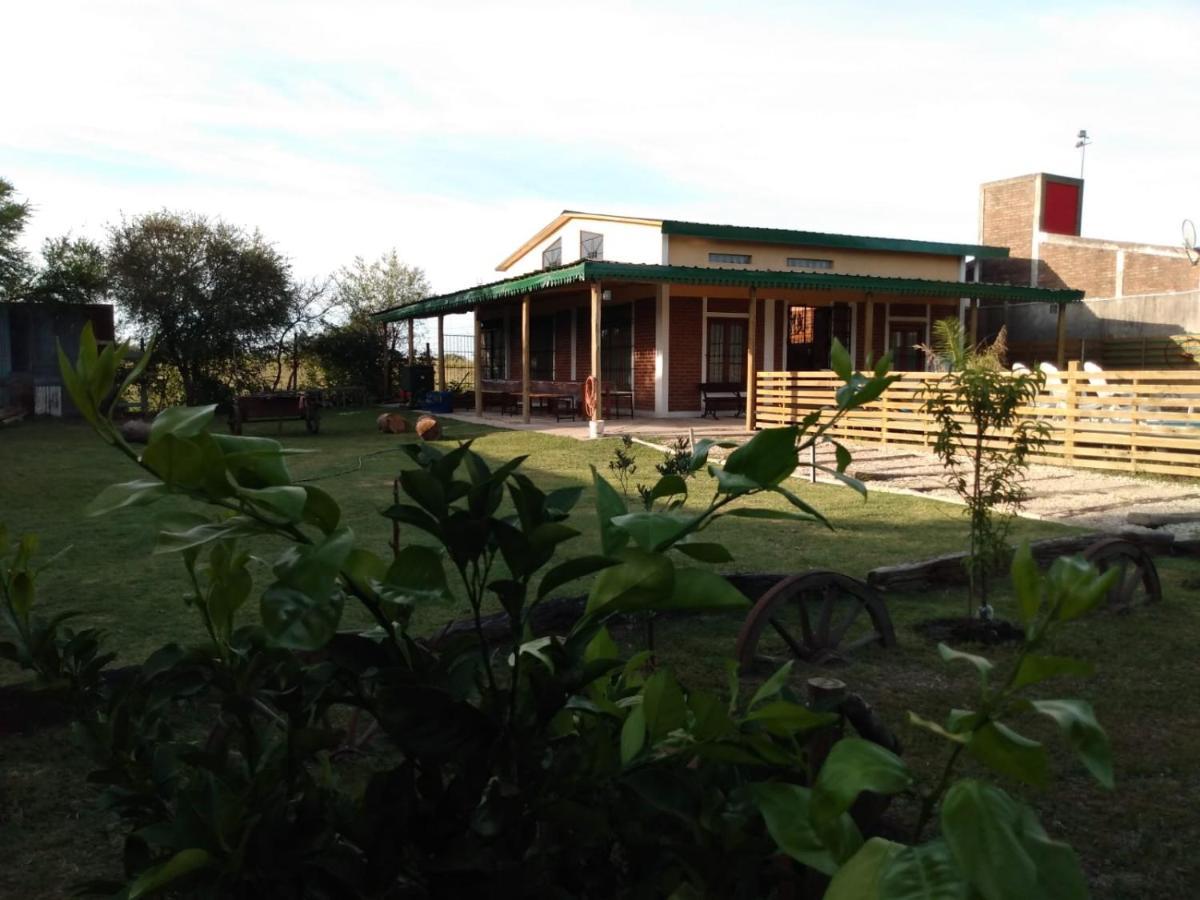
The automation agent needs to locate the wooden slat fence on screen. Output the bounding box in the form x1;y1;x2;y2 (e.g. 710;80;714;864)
756;365;1200;479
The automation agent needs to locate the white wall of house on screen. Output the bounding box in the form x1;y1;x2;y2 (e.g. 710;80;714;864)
505;218;664;274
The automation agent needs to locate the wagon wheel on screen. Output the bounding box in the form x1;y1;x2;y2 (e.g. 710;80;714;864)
735;571;896;672
1082;538;1162;612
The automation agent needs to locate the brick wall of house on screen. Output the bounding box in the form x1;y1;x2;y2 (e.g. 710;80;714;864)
978;175;1036;286
707;297;747;314
634;297;656;410
669;296;703;412
576;306;590;379
506;309;521;380
1122;252;1199;295
554;309;574;381
1037;243;1116;296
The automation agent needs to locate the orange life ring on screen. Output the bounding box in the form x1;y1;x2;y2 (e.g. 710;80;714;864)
583;376;597;419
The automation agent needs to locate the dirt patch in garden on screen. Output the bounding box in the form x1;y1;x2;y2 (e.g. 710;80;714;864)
0;684;73;736
912;617;1025;646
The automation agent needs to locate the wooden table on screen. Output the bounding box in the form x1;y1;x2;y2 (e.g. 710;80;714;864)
528;392;577;421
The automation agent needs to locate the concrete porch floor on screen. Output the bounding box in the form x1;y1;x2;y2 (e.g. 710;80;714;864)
437;409;752;441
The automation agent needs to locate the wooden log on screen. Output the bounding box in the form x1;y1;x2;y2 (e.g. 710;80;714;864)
806;677;847;710
867;532;1176;592
1127;511;1200;528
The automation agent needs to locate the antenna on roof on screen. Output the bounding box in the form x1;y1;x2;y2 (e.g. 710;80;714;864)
1074;129;1092;180
1183;219;1199;266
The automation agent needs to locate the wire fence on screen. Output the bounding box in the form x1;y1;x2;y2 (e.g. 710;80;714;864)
439;333;475;391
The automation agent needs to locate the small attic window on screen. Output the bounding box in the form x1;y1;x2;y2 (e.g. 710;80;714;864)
542;237;562;268
709;252;752;264
580;230;604;260
787;257;834;270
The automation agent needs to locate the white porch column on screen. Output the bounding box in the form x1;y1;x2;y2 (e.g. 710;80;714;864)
590;281;602;422
654;283;670;416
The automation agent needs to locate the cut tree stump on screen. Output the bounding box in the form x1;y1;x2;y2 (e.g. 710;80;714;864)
867;531;1175;592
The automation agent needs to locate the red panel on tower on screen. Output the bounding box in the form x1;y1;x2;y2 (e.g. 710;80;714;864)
1042;181;1081;235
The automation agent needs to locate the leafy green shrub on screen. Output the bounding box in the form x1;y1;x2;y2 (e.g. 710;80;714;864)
0;526;113;696
37;324;1116;898
607;433;638;497
921;319;1050;617
655;435;693;479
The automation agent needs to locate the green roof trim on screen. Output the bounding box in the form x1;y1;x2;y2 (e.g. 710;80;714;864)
661;219;1010;259
372;261;1081;322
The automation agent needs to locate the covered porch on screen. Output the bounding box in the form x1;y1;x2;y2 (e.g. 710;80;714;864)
373;260;1083;431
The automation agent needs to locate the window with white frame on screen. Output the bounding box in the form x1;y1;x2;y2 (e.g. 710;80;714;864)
709;252;752;265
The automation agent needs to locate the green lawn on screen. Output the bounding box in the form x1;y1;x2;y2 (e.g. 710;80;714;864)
2;410;1199;897
0;408;1066;666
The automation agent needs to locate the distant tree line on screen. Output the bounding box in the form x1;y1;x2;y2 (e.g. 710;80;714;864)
0;176;430;406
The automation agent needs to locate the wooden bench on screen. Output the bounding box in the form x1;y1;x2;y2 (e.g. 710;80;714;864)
230;390;321;434
480;380;520;415
699;382;744;419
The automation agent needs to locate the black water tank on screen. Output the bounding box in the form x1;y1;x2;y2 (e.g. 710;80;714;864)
399;364;434;394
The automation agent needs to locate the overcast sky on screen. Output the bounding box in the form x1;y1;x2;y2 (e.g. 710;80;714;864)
5;0;1198;323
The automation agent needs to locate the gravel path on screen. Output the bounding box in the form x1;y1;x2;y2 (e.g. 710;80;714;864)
640;434;1200;537
821;443;1200;536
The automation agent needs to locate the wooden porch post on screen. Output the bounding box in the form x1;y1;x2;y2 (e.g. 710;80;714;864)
745;286;758;431
969;298;980;348
863;294;875;364
407;320;415;362
590;281;602;421
437;315;446;390
521;294;531;424
1055;302;1068;367
473;311;483;416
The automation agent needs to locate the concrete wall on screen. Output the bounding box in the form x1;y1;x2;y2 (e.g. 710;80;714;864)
989;289;1200;343
666;234;961;280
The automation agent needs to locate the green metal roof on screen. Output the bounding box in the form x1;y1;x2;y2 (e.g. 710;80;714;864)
661;219;1010;259
372;260;1081;322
